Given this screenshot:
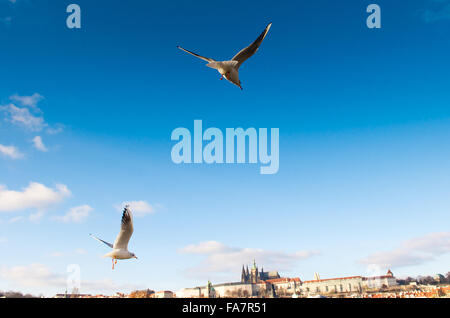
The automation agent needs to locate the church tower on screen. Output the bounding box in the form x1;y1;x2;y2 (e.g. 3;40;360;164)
251;259;259;283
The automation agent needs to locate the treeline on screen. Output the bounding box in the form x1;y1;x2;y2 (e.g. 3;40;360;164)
397;272;450;286
0;291;38;298
128;289;155;298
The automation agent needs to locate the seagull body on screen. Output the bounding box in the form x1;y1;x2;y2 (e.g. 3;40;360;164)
177;23;272;90
90;206;137;270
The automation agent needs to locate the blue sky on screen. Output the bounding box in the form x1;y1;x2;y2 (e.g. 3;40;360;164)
1;0;450;296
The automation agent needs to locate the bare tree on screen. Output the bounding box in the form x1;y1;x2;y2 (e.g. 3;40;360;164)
1;291;36;298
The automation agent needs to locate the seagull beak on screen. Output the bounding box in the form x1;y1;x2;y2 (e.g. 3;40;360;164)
134;256;138;259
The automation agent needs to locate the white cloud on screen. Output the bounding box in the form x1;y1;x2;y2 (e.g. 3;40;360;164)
7;212;43;223
75;248;87;255
0;263;144;295
55;205;93;223
10;93;44;111
359;232;450;269
0;182;71;213
1;94;63;134
32;136;48;152
116;201;157;217
49;249;87;258
49;252;64;258
1;104;46;131
0;264;66;289
28;210;44;222
46;123;64;135
8;216;24;223
0;144;23;159
181;241;228;255
179;241;319;281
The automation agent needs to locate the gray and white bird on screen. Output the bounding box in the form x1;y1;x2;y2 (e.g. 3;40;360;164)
177;23;272;90
90;206;137;270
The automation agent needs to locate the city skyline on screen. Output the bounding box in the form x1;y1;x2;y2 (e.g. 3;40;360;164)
1;0;450;297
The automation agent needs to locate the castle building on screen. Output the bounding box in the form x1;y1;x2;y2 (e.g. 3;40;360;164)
175;262;398;298
299;270;397;295
177;260;280;298
241;259;280;284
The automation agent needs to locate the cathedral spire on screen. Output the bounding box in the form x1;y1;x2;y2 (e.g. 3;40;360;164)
241;265;246;283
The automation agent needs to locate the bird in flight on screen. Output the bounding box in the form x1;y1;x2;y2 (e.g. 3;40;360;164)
90;205;137;270
177;23;272;90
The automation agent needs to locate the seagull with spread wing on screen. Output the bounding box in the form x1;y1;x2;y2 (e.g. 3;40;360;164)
177;22;272;90
90;205;137;270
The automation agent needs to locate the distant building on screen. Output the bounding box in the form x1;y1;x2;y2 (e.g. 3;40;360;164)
176;287;203;298
267;277;301;291
301;275;364;295
175;262;398;298
177;260;280;298
363;270;397;289
299;270;397;296
434;274;445;283
54;293;94;298
241;259;280;284
154;291;174;298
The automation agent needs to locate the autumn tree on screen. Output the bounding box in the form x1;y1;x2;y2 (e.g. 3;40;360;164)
128;289;155;298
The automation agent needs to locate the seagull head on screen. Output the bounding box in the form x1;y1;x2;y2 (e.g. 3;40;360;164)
131;252;138;259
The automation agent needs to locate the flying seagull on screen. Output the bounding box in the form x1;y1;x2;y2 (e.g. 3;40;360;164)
90;205;137;270
177;22;272;90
